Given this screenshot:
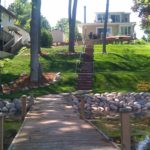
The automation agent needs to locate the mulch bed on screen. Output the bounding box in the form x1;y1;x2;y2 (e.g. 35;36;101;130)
1;72;57;94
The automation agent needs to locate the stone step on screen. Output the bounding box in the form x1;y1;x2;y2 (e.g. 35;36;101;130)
77;84;92;87
78;77;92;80
77;86;92;90
85;48;94;55
77;79;92;83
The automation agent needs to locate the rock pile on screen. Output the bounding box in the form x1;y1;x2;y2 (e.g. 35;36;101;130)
0;96;34;116
70;92;150;118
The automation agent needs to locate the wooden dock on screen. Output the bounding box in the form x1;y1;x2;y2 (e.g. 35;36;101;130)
9;94;117;150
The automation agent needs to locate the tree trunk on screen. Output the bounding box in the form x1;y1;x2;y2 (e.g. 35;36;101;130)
68;0;78;53
30;0;41;82
102;0;109;54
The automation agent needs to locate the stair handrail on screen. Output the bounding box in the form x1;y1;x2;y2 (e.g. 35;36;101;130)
3;37;15;52
0;30;13;41
75;39;86;73
11;37;22;54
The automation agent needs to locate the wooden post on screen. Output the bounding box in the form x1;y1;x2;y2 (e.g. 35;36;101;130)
80;99;85;119
21;95;27;121
120;113;131;150
0;114;3;150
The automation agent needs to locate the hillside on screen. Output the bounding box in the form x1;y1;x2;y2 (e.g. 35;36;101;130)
0;44;150;98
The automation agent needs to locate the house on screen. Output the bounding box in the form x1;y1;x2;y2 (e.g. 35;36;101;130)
51;29;65;44
0;5;30;54
78;12;136;40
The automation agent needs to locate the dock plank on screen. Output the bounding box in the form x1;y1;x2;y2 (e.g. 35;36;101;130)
9;94;117;150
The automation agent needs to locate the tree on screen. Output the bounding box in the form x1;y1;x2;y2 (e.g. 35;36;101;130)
41;29;53;48
8;0;31;30
30;0;41;82
55;18;81;41
68;0;78;53
102;0;109;54
132;0;150;35
8;0;51;32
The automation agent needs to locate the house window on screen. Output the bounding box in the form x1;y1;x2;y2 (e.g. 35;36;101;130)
9;16;11;23
111;15;120;23
97;14;105;23
97;28;111;34
121;26;131;35
122;14;129;22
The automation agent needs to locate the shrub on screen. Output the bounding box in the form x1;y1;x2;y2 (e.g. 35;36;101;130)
41;29;53;48
134;39;147;45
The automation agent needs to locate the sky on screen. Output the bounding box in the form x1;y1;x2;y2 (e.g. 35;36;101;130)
1;0;144;38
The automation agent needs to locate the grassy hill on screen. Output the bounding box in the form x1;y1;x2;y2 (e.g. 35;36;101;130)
94;44;150;92
0;44;150;98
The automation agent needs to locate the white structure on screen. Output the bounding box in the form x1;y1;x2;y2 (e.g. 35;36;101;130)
0;4;16;31
51;29;65;43
0;5;30;54
78;12;136;39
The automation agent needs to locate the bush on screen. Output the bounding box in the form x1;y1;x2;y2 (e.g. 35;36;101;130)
41;29;53;48
134;39;147;45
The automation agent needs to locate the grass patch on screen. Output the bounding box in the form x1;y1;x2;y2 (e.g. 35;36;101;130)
94;44;150;93
1;44;150;98
92;116;150;149
0;46;81;98
4;119;22;150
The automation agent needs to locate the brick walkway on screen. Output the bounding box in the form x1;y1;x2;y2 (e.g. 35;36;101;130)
9;94;117;150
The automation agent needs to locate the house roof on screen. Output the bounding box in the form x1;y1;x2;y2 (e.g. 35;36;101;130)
0;5;16;18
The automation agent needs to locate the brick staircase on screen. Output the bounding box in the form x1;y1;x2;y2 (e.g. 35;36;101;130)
77;41;94;90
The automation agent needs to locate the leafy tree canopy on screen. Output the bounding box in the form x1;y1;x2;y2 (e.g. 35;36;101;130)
8;0;51;31
55;18;81;41
132;0;150;35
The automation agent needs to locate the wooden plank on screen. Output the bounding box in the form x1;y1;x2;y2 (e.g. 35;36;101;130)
21;95;27;120
120;113;131;150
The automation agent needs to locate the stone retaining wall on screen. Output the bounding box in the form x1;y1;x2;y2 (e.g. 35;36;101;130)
70;92;150;119
0;96;34;116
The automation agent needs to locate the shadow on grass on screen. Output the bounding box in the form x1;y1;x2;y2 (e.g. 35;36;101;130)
0;73;19;84
93;71;150;93
94;53;150;72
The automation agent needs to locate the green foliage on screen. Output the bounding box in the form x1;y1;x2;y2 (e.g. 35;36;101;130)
92;116;150;148
8;0;51;32
40;29;53;48
132;0;150;36
93;44;150;92
55;18;81;41
134;39;147;44
8;0;31;30
1;44;150;98
41;16;51;30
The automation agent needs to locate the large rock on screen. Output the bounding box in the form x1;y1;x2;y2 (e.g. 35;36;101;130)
2;107;8;113
13;99;21;111
6;103;15;109
0;101;4;108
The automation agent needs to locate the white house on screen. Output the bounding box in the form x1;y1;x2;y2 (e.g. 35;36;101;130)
0;4;30;54
78;12;136;40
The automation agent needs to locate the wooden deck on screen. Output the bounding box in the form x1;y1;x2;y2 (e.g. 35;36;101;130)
9;94;118;150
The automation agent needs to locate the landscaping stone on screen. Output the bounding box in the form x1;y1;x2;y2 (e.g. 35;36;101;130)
71;92;150;119
0;95;35;117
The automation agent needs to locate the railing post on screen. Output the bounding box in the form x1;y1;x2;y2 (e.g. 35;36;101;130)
0;114;4;150
80;98;85;119
21;95;27;121
120;112;131;150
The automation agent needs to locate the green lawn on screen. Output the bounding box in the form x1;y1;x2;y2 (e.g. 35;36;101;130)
93;44;150;92
0;46;81;98
0;44;150;99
